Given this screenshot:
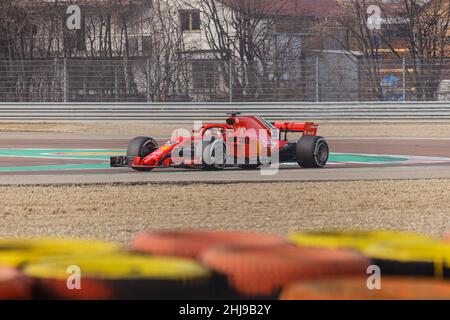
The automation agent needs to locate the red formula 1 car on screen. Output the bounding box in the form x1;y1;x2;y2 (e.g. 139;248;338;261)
110;113;329;171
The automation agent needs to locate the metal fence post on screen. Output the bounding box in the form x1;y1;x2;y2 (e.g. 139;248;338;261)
402;57;406;101
315;56;320;102
63;58;67;103
229;59;233;103
54;57;58;102
114;64;119;102
147;59;151;102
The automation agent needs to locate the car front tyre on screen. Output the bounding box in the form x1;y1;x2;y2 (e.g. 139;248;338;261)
127;136;158;172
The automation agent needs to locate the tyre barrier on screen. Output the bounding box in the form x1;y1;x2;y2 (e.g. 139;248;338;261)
0;267;33;299
0;229;449;300
279;276;450;300
444;233;450;242
131;230;286;259
288;230;432;251
0;238;123;268
200;244;370;298
23;254;214;299
362;239;450;278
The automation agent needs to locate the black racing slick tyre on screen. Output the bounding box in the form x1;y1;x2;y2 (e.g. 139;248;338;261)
127;136;158;172
202;140;227;171
296;136;329;168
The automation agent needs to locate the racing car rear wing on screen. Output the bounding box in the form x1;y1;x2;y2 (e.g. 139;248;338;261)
272;122;318;136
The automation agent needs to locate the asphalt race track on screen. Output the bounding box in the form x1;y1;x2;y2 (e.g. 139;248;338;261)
1;132;450;185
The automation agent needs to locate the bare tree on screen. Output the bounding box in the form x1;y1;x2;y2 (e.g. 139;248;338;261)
177;0;310;101
333;0;388;100
401;0;450;99
143;0;192;101
335;0;450;100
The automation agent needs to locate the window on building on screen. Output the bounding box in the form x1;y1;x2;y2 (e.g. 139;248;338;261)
141;36;153;56
128;36;139;56
275;33;302;60
192;61;215;91
391;24;409;38
179;10;200;32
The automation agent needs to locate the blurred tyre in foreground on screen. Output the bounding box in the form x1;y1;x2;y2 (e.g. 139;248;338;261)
0;267;33;299
0;238;123;268
24;254;214;299
201;244;370;298
288;230;433;251
280;277;450;300
132;230;285;259
444;233;450;242
363;239;450;278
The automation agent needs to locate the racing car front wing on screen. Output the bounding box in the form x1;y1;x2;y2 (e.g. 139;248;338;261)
110;156;129;167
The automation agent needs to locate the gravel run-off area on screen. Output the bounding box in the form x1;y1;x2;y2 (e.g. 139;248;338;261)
0;180;449;244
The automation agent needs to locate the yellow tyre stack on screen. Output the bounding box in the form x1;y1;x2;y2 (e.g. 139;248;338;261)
0;238;123;268
23;253;214;299
288;230;432;251
362;239;450;278
288;230;450;278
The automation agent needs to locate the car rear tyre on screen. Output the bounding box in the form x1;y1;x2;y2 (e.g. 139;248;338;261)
296;136;329;168
127;136;158;172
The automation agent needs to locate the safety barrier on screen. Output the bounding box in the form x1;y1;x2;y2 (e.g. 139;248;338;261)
0;102;450;122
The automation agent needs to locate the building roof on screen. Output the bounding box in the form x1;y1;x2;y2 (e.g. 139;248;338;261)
218;0;340;17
